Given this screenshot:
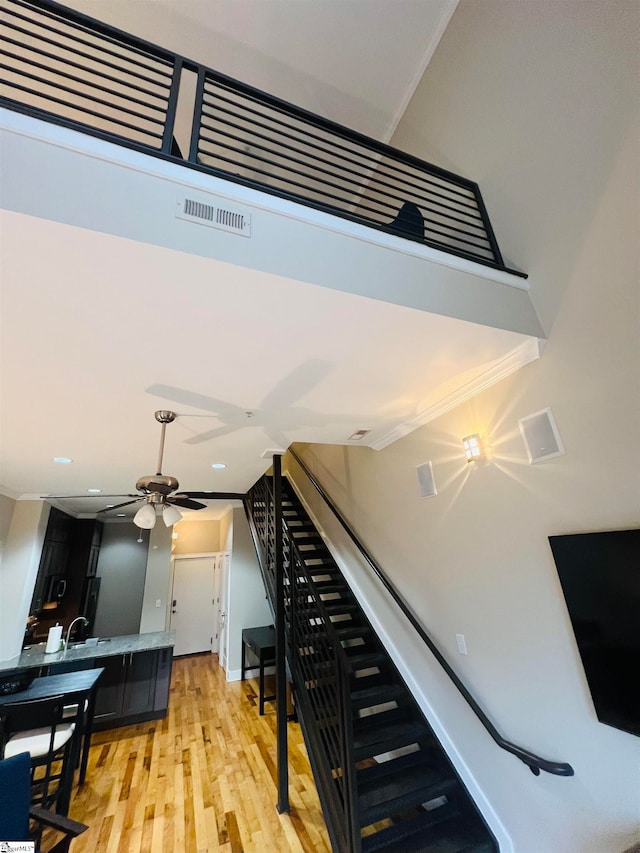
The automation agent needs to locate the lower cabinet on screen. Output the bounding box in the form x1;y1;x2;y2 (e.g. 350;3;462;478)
92;649;172;730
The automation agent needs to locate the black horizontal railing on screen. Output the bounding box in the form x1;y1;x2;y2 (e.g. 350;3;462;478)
0;0;525;274
288;447;574;778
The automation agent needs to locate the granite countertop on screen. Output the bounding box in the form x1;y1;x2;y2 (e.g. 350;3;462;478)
0;630;175;674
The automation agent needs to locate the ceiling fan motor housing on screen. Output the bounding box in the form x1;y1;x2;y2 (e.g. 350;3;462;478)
136;474;179;497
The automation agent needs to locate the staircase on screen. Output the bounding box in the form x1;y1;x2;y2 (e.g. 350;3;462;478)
247;474;498;853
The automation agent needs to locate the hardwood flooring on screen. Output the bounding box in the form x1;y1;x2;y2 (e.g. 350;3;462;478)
66;654;332;853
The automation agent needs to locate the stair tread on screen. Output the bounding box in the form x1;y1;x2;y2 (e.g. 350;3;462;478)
351;682;408;708
356;748;438;784
358;762;458;826
345;651;388;671
354;719;430;758
361;808;496;853
323;601;360;612
311;583;350;594
334;624;373;639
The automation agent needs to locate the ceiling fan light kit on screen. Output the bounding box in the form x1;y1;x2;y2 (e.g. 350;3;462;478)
162;504;183;527
134;502;157;529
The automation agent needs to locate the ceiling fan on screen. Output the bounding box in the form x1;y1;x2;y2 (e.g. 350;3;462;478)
45;411;207;529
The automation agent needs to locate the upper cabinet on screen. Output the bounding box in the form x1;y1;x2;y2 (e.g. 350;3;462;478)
29;510;104;623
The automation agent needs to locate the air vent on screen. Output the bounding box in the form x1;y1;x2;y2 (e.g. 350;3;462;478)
176;196;251;236
348;429;371;441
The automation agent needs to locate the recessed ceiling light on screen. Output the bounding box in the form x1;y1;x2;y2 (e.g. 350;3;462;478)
53;457;73;464
116;513;126;517
87;488;102;493
211;463;227;469
106;504;115;508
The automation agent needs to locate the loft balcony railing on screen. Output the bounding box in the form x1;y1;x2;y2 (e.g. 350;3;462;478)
0;0;521;274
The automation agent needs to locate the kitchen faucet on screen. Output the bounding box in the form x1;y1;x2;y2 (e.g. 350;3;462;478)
64;616;88;651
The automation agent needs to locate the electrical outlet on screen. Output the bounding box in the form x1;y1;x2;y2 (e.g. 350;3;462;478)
456;633;468;655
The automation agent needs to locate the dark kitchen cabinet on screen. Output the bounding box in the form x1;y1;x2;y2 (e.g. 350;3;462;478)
122;651;157;717
154;646;172;712
29;512;102;620
92;649;172;731
91;655;125;726
70;520;102;578
46;507;73;544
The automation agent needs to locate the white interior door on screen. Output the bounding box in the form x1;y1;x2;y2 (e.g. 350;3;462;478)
170;556;217;656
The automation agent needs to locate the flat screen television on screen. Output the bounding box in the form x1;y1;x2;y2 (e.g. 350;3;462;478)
549;529;640;737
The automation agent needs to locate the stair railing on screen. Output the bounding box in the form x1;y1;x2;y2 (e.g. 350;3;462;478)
0;0;522;273
287;448;574;778
246;474;362;852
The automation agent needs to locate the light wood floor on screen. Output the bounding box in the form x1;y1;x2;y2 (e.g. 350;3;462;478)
66;654;332;853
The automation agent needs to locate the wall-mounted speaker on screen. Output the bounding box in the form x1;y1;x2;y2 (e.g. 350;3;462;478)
416;461;437;497
518;407;565;463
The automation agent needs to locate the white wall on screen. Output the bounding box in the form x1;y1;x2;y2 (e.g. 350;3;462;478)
0;500;50;661
139;522;173;634
94;522;148;637
225;507;272;680
172;519;220;555
0;494;16;571
293;3;640;851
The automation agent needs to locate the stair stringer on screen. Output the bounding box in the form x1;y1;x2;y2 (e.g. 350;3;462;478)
284;452;516;853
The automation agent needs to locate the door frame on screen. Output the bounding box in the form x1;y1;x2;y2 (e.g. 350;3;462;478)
168;551;225;656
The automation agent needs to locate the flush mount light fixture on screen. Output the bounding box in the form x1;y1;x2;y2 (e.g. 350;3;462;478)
211;463;227;469
53;457;73;464
462;433;486;463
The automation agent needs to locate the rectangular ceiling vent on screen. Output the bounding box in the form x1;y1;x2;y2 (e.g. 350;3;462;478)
176;196;251;237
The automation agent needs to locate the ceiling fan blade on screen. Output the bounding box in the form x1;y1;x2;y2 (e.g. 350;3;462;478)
169;497;207;510
97;498;142;513
178;491;246;500
43;494;139;499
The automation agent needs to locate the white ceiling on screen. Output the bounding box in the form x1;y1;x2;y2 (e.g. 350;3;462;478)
1;0;541;523
59;0;459;141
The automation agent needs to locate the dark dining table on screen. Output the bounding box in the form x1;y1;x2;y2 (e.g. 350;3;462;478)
0;668;103;814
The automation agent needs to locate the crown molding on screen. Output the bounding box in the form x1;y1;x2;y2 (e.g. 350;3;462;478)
371;337;542;450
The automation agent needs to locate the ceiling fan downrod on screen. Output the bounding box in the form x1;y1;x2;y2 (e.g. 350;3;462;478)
154;410;176;475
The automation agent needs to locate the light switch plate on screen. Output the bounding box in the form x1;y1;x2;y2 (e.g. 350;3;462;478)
456;633;468;655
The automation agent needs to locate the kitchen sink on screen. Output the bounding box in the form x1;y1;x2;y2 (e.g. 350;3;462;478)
68;638;110;649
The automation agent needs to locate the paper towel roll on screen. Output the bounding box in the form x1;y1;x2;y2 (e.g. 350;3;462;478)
45;623;63;654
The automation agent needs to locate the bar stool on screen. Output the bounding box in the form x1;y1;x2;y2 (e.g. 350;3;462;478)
0;694;77;815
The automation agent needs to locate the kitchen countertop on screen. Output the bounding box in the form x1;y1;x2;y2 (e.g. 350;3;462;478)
0;630;175;674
